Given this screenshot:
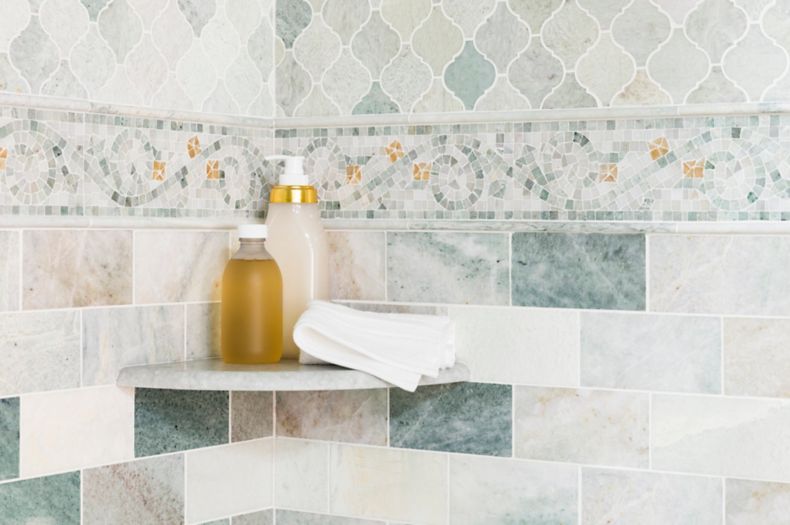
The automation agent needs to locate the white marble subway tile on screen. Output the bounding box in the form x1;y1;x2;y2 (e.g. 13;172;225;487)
0;231;19;311
186;438;273;524
19;386;134;477
0;310;80;396
134;230;230;304
329;444;448;524
449;455;578;524
186;302;221;359
724;317;790;398
581;311;721;393
449;306;580;386
726;478;790;524
82;305;185;386
582;468;722;525
275;438;329;513
649;235;790;316
652;394;790;481
327;231;386;301
514;386;649;467
23;229;133;309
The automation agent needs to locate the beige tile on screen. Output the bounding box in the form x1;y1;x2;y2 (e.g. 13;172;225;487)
0;231;19;311
276;389;387;446
449;306;579;386
20;386;134;477
514;386;649;468
275;438;329;513
23;229;133;309
82;305;185;386
134;230;229;304
187;302;221;359
0;310;80;396
231;391;273;442
327;231;385;301
724;317;790;398
330;444;447;524
186;438;273;523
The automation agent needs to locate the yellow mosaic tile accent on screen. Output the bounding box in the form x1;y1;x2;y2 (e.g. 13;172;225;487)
385;140;404;163
206;160;221;180
0;148;7;171
188;136;201;158
152;160;166;181
599;163;617;182
649;137;670;160
413;162;431;181
683;159;705;178
346;164;362;184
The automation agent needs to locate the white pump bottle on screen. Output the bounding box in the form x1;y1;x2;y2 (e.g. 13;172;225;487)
265;155;329;360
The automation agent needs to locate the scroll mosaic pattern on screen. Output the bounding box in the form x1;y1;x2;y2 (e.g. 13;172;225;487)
0;0;275;116
0;105;272;218
275;0;790;116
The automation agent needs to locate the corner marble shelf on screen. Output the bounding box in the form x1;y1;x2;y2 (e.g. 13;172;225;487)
116;358;470;391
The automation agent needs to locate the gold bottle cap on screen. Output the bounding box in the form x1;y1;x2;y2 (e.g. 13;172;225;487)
269;185;318;204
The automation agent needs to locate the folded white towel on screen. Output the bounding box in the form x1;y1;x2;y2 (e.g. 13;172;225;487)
293;301;455;391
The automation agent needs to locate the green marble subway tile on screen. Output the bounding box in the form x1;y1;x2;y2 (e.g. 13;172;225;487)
135;389;229;457
276;510;382;524
0;471;80;524
231;391;273;442
387;232;509;305
512;233;646;310
233;509;274;525
83;454;184;524
390;382;512;456
0;397;19;480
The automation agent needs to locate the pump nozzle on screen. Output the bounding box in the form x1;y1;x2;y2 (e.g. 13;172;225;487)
267;155;308;186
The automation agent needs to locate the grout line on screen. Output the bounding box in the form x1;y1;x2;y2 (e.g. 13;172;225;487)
720;317;725;395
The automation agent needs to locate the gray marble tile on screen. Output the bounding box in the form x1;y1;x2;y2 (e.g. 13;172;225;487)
327;230;386;301
725;317;790;398
652;394;790;480
726;479;790;525
387;232;509;305
512;232;645;310
134;230;229;304
23;229;133;309
231;391;273;442
581;312;721;393
0;310;80;396
276;510;382;525
649;235;790;316
187;302;221;359
0;471;80;524
390;382;512;456
135;388;228;457
582;468;722;525
234;509;274;525
0;397;19;481
83;454;184;525
277;389;387;445
0;231;19;311
514;386;649;467
450;455;578;524
82;305;185;386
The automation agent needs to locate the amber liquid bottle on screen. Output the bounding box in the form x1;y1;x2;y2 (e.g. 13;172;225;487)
221;225;283;364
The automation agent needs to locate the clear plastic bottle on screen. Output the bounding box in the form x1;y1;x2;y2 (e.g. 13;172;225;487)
221;225;283;364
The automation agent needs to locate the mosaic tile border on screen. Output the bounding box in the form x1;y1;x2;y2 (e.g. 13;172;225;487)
4;103;790;221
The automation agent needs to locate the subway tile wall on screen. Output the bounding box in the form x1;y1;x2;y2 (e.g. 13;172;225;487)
2;227;790;523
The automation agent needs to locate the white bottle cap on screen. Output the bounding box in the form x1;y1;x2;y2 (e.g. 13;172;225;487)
238;224;268;239
267;155;309;186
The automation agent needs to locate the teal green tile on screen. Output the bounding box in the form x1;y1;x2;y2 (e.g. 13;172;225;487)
234;509;274;525
387;232;509;305
512;233;646;310
135;389;228;457
0;472;80;524
276;0;312;48
352;82;400;115
0;397;19;480
444;42;496;110
276;510;381;525
390;382;512;456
